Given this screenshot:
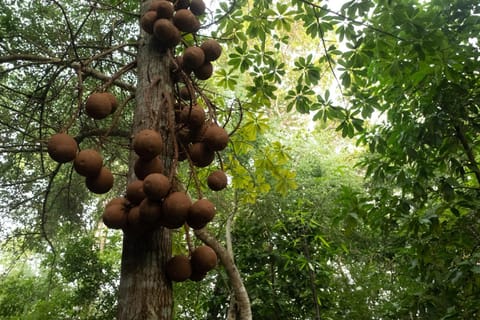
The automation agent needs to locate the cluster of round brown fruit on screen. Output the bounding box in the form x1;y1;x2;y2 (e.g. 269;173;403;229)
113;0;226;281
47;0;228;283
100;129;225;281
166;245;217;282
101;128;226;234
46;92;118;194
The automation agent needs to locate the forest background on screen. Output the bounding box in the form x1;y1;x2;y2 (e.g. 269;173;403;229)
0;0;479;319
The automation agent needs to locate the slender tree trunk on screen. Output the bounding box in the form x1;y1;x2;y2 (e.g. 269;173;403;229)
226;193;239;320
117;1;175;318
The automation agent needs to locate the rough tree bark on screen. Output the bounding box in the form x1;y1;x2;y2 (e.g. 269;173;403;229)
117;1;174;319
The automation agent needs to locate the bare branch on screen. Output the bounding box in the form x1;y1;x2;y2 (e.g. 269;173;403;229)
194;228;252;320
0;54;136;92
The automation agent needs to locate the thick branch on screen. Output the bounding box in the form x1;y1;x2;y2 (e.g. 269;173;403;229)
194;228;252;320
0;54;136;92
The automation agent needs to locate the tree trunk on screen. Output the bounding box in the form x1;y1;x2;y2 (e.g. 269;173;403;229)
117;1;175;318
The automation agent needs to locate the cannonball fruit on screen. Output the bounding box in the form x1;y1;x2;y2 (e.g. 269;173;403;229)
161;191;191;229
207;170;228;191
153;19;181;48
47;133;78;163
188;142;215;168
189;269;207;281
133;129;163;160
189;0;206;16
183;46;205;70
86;166;114;194
194;61;213;80
126;206;145;234
102;202;128;229
203;124;229;151
187;198;216;229
126;180;146;205
103;92;118;114
141;10;157;34
148;0;164;11
176;126;194;145
143;173;171;201
139;198;163;224
180;104;205;128
174;0;190;10
191;245;217;274
153;0;174;19
179;86;192;101
85;92;112;119
106;197;129;209
166;255;192;282
173;9;200;33
134;156;164;180
200;39;222;62
73;149;103;177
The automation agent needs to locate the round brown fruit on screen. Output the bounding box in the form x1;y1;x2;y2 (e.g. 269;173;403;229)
189;269;207;281
141;10;157;34
47;133;78;163
189;0;206;16
200;39;222;62
188;142;215;168
153;18;181;48
106;197;129;209
194;61;213;80
191;245;217;274
153;0;174;19
180;104;205;128
103;92;118;114
148;0;164;11
207;170;228;191
85;167;114;194
102;203;128;229
166;255;192;282
202;124;229;151
187;198;216;229
73;149;103;177
161;191;191;229
139;198;163;224
126;180;146;205
126;206;149;234
179;86;192;101
134;156;164;180
182;46;205;70
143;173;171;201
189;123;208;143
174;0;190;10
176;126;193;145
85;92;112;119
133;129;163;160
124;206;156;236
177;55;193;74
173;9;200;33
